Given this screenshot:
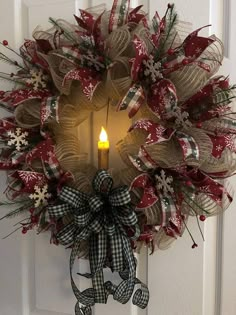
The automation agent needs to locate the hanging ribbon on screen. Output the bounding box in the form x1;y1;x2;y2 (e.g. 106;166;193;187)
48;170;149;314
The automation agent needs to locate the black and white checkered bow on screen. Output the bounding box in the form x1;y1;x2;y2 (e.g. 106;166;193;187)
48;169;149;315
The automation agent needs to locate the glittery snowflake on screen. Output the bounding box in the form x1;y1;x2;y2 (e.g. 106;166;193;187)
29;184;51;208
26;69;48;90
81;52;105;71
81;34;95;47
155;170;174;196
143;56;163;82
7;128;28;151
171;107;192;128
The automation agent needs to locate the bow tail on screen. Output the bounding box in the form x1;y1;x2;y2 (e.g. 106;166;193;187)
89;231;108;304
122;236;149;308
70;233;149;314
105;235;149;308
109;230;124;272
70;241;94;315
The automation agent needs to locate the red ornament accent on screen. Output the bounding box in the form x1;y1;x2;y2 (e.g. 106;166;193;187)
163;63;169;69
182;58;189;66
22;227;28;234
192;243;198;249
219;79;230;89
200;215;206;221
167;48;175;55
186;180;192;187
3;40;8;46
196;122;202;128
31;215;38;224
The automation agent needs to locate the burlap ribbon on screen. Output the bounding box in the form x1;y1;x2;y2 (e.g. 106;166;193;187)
48;170;149;314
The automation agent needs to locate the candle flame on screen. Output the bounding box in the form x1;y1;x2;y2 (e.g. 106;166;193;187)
99;126;108;142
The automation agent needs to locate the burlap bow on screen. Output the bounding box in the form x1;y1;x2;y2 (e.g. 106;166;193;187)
48;169;149;315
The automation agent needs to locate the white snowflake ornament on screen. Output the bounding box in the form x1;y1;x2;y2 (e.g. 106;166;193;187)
26;69;48;90
171;107;192;128
7;128;29;151
29;184;51;208
155;170;174;196
81;51;105;71
143;56;163;82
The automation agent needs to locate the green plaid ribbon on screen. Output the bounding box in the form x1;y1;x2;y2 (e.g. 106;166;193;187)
117;84;145;118
109;0;130;33
48;170;149;314
175;131;200;160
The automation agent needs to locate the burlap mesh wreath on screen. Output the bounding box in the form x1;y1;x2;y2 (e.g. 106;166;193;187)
0;2;236;314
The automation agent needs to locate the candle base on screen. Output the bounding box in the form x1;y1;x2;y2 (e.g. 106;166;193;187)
98;149;109;169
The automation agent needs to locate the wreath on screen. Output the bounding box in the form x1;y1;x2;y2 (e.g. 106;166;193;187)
0;1;235;314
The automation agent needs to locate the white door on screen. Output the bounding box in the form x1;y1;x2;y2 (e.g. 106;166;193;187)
0;1;235;315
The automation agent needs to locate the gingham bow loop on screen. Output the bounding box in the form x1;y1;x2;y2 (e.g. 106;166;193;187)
48;169;149;315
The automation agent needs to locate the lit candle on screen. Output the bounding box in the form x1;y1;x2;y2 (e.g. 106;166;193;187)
98;126;109;169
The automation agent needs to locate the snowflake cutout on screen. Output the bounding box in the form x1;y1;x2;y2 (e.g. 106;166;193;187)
26;69;48;91
134;119;153;131
84;82;97;100
29;184;51;208
216;144;223;152
225;135;236;151
155;170;174;196
133;37;148;56
195;47;203;55
171;107;192;128
143;56;163;82
209;105;230;116
199;185;211;194
7;128;28;151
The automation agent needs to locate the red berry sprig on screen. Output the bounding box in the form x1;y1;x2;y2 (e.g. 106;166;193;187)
22;227;28;234
199;215;206;222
